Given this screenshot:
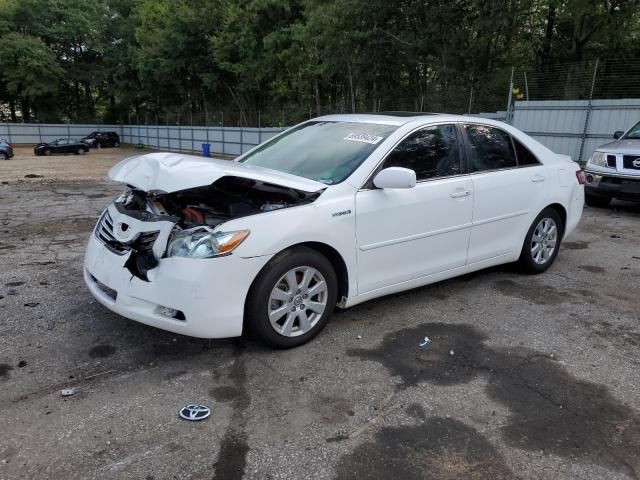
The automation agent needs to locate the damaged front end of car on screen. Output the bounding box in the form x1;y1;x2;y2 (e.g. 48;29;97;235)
95;153;325;282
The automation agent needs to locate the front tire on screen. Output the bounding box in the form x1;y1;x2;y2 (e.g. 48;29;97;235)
518;208;563;274
0;152;6;160
245;247;338;348
44;149;52;156
585;192;611;208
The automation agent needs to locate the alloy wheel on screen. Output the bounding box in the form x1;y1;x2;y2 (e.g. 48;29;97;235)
268;266;328;337
531;217;557;265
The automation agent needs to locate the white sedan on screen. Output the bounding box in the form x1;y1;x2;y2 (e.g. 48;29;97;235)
84;114;584;348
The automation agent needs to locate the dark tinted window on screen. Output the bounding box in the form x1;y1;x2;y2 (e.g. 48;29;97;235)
464;124;517;172
513;137;540;166
382;124;462;180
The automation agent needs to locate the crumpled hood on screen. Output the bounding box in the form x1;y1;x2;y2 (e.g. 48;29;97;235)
596;138;640;154
108;152;327;193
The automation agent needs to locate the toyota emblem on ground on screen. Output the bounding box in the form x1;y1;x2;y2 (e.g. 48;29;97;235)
179;404;211;421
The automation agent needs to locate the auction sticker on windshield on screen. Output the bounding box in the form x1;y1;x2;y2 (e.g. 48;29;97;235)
343;133;384;144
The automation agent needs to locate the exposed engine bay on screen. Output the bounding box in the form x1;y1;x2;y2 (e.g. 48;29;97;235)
139;176;320;228
99;176;323;281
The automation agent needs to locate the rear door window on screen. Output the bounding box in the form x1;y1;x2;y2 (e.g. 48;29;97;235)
463;124;517;172
512;137;540;166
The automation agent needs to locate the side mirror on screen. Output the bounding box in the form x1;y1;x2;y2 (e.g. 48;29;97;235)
373;167;417;189
613;130;624;139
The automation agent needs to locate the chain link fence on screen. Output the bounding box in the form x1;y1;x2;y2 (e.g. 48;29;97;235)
118;58;638;128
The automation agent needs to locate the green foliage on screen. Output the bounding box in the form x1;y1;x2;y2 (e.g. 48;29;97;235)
0;0;637;123
0;33;61;97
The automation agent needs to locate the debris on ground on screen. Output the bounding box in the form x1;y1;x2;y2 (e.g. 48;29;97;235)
61;389;75;397
24;302;40;307
449;350;454;356
610;234;621;239
419;336;431;348
356;335;362;339
24;174;44;179
84;370;117;380
179;404;211;421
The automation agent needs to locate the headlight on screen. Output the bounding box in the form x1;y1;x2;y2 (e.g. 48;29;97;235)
588;152;607;167
167;229;250;259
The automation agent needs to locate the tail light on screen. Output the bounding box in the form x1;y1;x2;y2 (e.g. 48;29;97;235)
575;169;586;185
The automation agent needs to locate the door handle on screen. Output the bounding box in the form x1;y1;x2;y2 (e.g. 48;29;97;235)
531;175;546;182
450;190;471;198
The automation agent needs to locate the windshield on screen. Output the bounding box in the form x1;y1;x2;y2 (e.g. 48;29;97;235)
623;121;640;139
238;121;398;184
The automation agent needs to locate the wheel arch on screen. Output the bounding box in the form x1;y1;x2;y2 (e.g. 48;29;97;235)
243;241;350;325
545;203;567;237
294;241;349;302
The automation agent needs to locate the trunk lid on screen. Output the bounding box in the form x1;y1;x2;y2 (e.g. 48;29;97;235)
108;152;327;193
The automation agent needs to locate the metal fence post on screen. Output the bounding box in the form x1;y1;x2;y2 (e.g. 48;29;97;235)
578;59;599;163
166;114;170;152
37;123;42;143
506;67;515;124
6;122;11;144
468;87;473;115
221;111;225;155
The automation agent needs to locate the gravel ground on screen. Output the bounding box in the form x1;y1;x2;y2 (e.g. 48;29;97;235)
0;147;639;479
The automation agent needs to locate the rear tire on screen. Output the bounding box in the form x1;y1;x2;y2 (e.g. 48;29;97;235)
44;149;52;156
0;152;6;160
245;247;338;348
518;208;564;274
114;141;120;148
585;192;611;208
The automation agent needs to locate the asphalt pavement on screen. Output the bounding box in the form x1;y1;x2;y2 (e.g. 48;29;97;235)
0;153;639;479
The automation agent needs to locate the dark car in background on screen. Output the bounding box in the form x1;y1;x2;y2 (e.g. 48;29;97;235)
80;131;120;148
34;139;89;156
0;138;14;160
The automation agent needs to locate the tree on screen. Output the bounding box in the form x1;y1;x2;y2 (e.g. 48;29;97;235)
0;33;62;121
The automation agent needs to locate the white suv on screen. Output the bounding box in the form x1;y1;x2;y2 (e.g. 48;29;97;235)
584;120;640;207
